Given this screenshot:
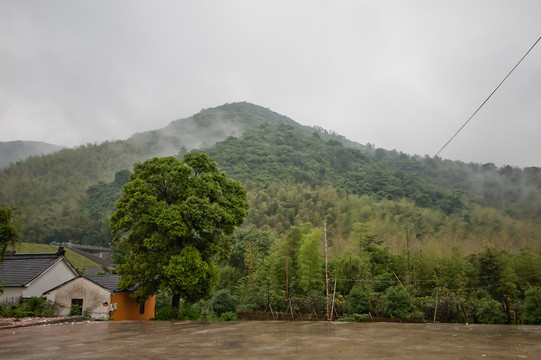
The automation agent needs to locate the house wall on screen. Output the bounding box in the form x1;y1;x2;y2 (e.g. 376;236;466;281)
45;277;112;319
0;287;23;305
110;293;155;321
23;259;78;299
0;258;78;305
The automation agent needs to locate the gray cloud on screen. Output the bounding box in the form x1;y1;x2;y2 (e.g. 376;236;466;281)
1;0;540;167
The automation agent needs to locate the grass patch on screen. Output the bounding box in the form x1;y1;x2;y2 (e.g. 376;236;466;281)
9;243;100;269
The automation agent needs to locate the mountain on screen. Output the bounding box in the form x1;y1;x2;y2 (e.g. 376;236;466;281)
125;102;365;157
0;140;64;168
0;102;539;253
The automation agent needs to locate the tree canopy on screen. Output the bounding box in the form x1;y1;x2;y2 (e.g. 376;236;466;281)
0;205;20;261
110;153;249;308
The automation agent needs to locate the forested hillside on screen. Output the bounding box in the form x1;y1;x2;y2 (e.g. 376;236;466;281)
1;102;539;251
0;140;64;168
0;103;359;244
1;101;541;323
369;149;541;221
0;141;141;244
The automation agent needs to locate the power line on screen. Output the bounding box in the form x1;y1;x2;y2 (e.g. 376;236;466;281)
403;36;541;188
0;190;11;206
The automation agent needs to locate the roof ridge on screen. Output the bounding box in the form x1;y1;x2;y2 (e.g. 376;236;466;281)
4;253;60;259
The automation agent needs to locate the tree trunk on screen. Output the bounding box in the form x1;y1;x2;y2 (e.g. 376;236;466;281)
460;303;469;324
172;293;181;315
503;295;512;325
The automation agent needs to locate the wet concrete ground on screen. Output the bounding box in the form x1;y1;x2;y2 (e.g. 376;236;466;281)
1;320;540;359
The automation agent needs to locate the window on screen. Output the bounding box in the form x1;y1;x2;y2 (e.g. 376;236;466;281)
70;298;83;316
139;302;145;315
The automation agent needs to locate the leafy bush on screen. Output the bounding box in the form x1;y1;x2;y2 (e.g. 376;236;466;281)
154;304;176;320
219;311;237;321
337;313;370;322
210;289;238;317
522;287;541;324
69;304;82;316
25;297;52;316
178;302;201;320
382;286;416;319
476;298;505;324
0;297;56;318
344;285;371;315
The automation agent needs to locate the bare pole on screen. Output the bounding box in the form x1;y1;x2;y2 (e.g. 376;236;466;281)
285;245;289;303
394;271;426;324
433;289;439;323
331;277;337;321
324;221;330;321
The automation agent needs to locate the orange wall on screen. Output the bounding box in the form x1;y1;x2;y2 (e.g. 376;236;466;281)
110;292;156;321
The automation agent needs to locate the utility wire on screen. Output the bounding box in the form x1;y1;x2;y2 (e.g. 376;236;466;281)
0;190;11;206
403;36;541;188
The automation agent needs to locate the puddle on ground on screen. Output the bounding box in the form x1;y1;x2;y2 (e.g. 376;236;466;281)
1;320;540;359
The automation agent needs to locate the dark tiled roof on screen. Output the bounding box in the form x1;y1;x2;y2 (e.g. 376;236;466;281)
0;253;63;286
84;275;121;291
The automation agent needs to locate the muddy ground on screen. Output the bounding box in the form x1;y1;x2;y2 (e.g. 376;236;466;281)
1;320;540;359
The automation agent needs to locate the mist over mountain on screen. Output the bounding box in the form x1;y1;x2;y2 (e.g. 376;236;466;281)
125;102;355;157
0;140;64;168
0;102;539;253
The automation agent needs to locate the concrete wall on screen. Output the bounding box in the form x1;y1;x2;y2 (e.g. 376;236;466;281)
46;277;112;319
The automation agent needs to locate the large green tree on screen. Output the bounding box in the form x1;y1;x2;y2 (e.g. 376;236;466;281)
110;153;249;309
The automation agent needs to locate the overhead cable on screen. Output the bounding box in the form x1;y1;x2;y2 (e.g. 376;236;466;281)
403;35;541;188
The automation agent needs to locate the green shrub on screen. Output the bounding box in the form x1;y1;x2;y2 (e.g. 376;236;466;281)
476;298;505;324
210;289;238;317
0;297;55;318
522;287;541;324
154;304;176;320
382;286;416;319
25;297;48;316
344;285;371;315
337;313;371;322
69;304;82;316
0;303;7;317
178;302;200;320
219;311;237;321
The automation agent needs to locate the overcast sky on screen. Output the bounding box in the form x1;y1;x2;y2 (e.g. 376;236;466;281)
1;1;540;167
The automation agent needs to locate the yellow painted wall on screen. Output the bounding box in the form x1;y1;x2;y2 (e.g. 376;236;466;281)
110;292;155;321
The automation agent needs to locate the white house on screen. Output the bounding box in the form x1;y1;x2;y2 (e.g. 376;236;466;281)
0;248;79;305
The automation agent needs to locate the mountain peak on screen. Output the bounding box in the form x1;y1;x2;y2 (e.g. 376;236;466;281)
126;102;299;158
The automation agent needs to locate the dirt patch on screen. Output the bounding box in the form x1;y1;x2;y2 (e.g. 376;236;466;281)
0;316;87;329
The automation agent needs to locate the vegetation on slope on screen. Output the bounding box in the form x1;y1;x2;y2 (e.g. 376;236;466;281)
0;141;142;244
0;141;64;169
1;102;540;324
9;242;99;269
366;148;541;221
